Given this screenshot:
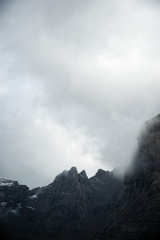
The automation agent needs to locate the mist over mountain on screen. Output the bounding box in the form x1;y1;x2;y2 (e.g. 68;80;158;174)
1;115;160;239
1;0;160;238
95;114;160;240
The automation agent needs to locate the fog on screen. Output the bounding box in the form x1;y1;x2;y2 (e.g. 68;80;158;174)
0;0;160;188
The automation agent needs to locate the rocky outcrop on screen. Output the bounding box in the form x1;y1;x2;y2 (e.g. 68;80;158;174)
0;179;29;216
95;114;160;240
0;166;123;240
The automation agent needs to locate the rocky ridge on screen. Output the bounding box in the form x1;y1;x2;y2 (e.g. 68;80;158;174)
0;166;123;240
1;114;160;239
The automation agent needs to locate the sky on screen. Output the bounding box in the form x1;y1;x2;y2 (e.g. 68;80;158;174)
0;0;160;188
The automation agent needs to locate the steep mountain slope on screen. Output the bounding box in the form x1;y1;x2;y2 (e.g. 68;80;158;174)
0;167;123;240
95;114;160;240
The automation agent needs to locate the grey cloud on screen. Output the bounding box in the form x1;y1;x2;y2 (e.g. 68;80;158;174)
0;0;160;187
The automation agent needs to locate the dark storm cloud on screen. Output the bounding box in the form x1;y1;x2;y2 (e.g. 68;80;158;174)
0;0;160;187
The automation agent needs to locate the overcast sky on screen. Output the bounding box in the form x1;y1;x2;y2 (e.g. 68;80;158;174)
0;0;160;188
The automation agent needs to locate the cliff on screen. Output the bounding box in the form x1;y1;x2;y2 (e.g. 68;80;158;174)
95;114;160;240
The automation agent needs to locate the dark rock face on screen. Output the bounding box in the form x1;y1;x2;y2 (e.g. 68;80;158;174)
0;179;29;216
95;114;160;240
0;166;123;240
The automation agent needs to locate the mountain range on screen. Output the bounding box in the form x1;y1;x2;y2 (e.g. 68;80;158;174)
1;114;160;239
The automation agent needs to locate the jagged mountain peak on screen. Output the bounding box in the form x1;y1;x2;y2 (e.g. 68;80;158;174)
94;169;112;181
95;169;108;176
69;166;78;175
79;170;88;178
54;166;78;180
